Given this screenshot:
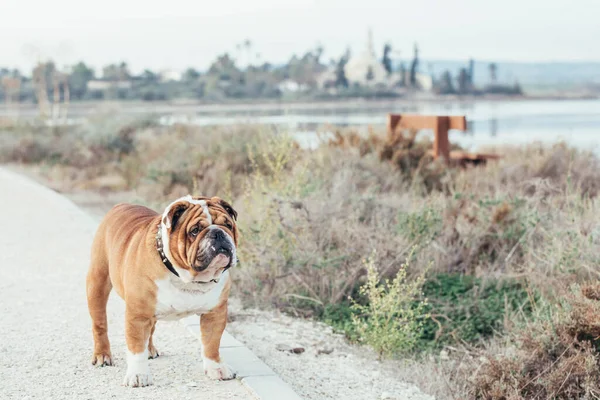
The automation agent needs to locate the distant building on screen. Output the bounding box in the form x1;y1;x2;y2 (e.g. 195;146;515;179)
315;29;434;92
415;74;433;91
277;79;308;93
159;69;182;82
344;30;389;86
87;80;132;91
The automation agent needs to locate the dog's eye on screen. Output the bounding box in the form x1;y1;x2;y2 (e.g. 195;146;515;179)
224;221;233;230
189;227;200;237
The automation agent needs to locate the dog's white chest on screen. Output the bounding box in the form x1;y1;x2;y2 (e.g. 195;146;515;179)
154;271;228;320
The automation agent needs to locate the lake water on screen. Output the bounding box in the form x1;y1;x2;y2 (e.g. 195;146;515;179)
3;99;599;152
158;99;600;152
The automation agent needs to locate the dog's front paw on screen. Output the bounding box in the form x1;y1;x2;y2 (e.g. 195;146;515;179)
204;358;236;380
123;351;153;387
91;352;113;367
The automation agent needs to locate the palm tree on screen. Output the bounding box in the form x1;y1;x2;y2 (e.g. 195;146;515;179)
244;39;252;67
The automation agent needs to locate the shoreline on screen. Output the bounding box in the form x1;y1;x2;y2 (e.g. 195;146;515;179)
0;95;598;118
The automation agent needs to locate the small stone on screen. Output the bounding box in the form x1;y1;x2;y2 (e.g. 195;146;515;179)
317;347;334;355
440;349;450;361
276;343;292;352
186;381;198;387
381;392;394;399
276;343;305;354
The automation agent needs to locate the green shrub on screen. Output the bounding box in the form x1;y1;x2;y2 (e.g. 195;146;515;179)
397;207;443;241
320;303;360;342
351;252;428;359
420;273;535;348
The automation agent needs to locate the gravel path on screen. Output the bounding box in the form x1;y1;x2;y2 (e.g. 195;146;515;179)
227;307;435;400
0;168;252;400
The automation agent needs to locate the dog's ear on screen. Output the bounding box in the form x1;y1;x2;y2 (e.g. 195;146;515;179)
162;201;189;229
212;197;238;221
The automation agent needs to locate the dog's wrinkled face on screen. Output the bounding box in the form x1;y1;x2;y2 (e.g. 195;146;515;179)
160;195;238;284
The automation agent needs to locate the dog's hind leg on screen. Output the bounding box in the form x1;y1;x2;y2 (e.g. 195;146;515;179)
86;246;113;367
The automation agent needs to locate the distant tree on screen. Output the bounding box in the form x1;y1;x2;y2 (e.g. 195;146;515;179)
182;68;200;82
488;63;497;83
207;53;239;81
69;61;95;99
335;48;350;88
513;81;523;95
382;43;393;76
457;68;469;94
258;62;272;72
285;49;325;87
483;80;524;96
399;63;407;86
102;62;130;80
140;69;158;83
244;39;252;66
1;68;21;78
118;62;130;80
437;70;455;94
409;43;419;87
366;66;374;81
287;54;306;83
102;65;116;80
31;61;57;114
468;59;475;85
314;44;324;65
43;61;57;84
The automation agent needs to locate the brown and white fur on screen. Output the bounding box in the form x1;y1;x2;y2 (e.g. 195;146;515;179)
86;195;239;387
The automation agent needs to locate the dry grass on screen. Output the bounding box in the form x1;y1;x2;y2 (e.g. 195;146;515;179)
0;119;265;203
469;284;600;399
327;127;452;193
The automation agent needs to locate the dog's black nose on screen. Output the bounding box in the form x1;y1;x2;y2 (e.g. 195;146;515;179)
213;229;227;242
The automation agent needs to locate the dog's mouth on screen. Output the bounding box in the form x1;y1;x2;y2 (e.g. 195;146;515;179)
192;254;232;284
210;253;231;269
195;253;231;271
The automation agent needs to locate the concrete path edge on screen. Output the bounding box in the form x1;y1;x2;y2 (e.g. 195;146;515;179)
180;316;303;400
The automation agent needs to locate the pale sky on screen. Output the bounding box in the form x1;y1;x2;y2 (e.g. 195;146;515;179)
1;0;599;74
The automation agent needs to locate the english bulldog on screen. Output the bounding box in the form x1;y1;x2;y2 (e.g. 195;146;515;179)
86;195;238;387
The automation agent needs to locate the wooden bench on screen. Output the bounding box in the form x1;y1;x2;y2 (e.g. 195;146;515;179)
386;114;500;165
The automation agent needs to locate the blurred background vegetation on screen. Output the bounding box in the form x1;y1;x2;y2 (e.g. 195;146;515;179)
0;37;528;106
